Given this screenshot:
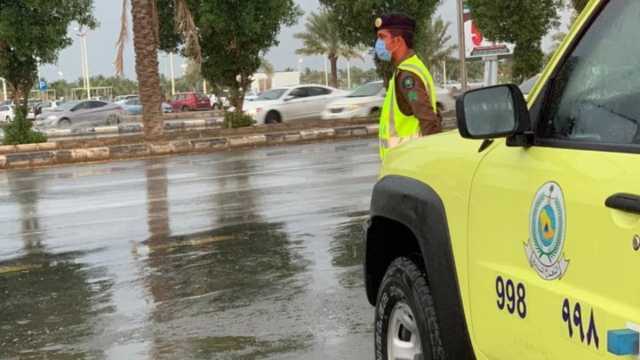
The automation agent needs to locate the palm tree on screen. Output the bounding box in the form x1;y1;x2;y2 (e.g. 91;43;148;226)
294;10;363;88
418;17;458;72
129;0;163;139
116;0;200;140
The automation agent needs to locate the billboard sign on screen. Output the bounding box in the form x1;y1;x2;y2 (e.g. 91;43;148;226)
464;4;514;59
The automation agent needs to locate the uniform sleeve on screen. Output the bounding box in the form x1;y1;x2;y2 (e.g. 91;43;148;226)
396;71;442;135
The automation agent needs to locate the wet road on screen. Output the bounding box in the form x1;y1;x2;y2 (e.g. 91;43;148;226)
0;138;380;360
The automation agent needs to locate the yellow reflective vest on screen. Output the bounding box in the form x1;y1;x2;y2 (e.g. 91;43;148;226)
379;55;438;160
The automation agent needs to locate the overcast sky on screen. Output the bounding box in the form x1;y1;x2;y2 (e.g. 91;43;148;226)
39;0;570;83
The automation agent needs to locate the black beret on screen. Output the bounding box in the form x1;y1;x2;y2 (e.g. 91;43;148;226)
374;14;416;33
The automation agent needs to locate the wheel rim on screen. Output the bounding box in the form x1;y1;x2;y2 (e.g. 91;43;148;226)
387;302;422;360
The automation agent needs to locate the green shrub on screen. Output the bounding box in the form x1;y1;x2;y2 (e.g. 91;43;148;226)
224;111;255;129
3;110;48;145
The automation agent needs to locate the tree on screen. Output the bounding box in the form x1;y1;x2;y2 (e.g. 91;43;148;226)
0;0;95;110
319;0;439;82
118;0;200;139
130;0;164;139
569;0;588;13
294;10;364;88
466;0;562;82
197;0;302;113
417;17;457;73
0;0;95;144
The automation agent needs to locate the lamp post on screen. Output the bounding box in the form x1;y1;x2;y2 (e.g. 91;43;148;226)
75;28;91;99
297;57;303;83
456;0;468;91
169;52;176;96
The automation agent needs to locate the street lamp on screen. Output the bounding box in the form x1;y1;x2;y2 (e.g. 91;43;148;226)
169;52;176;96
456;0;468;91
75;27;91;99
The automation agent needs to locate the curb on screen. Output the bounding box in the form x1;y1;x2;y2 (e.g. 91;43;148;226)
0;124;379;170
40;118;223;139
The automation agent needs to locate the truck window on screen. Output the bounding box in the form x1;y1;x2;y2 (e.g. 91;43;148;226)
542;1;640;147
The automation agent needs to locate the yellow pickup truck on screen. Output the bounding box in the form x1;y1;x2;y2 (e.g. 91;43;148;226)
364;1;640;359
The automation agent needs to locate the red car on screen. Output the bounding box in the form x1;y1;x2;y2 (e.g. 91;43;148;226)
171;92;211;112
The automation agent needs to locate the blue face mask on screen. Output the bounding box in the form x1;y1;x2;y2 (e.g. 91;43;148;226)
375;38;392;62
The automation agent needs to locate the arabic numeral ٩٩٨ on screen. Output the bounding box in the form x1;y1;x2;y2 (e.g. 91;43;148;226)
562;298;599;349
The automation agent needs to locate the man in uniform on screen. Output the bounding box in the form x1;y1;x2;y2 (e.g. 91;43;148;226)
374;14;442;160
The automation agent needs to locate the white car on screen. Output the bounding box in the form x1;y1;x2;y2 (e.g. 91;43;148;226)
0;104;14;123
243;85;348;124
40;100;65;114
322;81;385;120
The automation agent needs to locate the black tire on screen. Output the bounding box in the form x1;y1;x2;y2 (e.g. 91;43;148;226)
181;105;189;112
58;118;71;128
265;111;281;124
375;257;445;360
370;107;381;118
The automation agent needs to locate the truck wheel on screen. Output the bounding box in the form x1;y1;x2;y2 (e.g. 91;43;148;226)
375;257;445;360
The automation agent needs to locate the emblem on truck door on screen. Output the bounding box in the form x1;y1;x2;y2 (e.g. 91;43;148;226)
525;182;570;280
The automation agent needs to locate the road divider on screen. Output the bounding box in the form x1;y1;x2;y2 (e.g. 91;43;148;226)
0;122;378;170
0;112;456;170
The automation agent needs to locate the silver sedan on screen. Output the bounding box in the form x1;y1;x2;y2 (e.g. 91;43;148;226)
34;100;124;129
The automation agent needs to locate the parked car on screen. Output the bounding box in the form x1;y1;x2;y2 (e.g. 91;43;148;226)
120;97;173;115
121;98;143;115
243;85;348;124
0;104;14;123
33;100;124;129
38;100;65;114
171;92;211;112
244;90;260;102
208;94;225;110
114;94;139;104
322;81;384;120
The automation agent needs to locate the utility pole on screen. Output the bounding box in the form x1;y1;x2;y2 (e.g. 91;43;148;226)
76;29;91;99
456;0;468;91
169;52;176;96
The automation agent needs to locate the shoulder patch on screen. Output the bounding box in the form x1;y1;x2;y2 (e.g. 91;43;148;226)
402;76;416;90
